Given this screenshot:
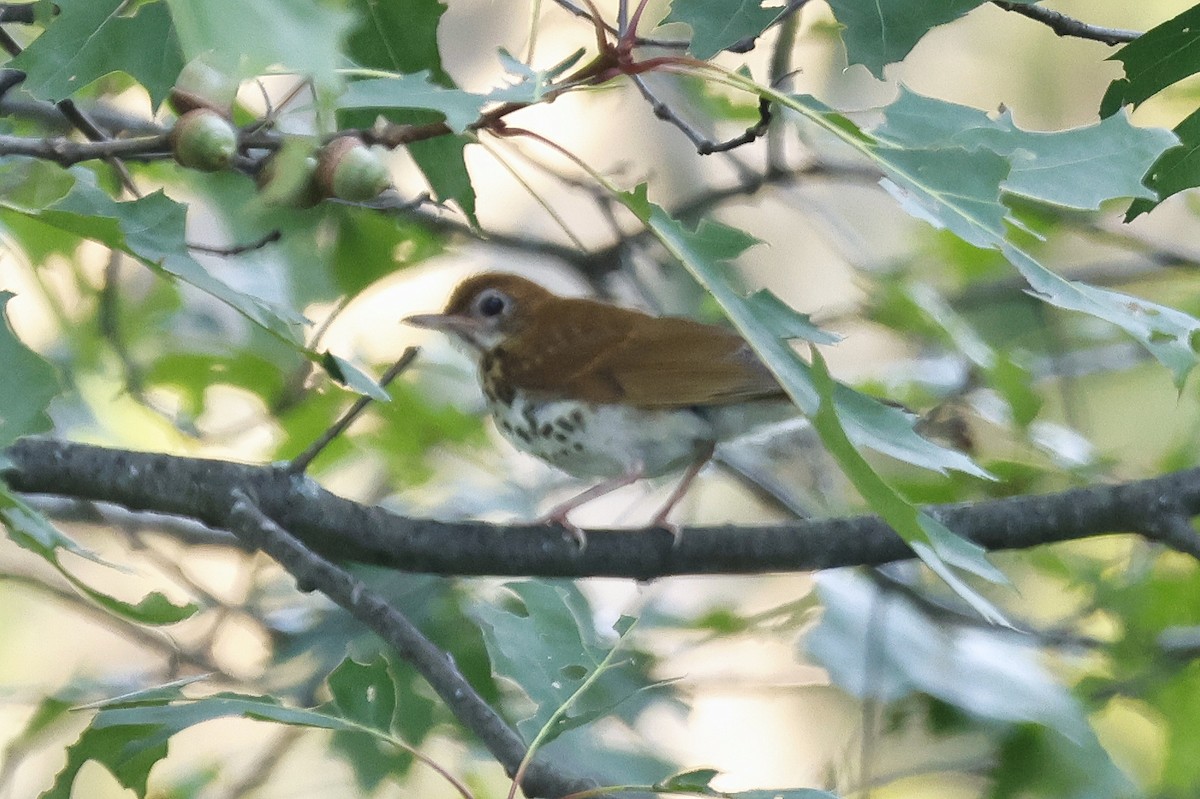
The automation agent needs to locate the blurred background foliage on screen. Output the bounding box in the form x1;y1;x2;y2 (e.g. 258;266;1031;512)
1;0;1200;797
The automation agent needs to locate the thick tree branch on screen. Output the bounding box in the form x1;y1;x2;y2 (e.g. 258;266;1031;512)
5;438;1200;580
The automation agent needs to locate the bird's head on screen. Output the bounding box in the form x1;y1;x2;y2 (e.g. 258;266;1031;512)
404;272;554;354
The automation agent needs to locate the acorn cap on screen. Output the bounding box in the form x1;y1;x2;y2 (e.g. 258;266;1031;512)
168;57;238;116
315;135;390;202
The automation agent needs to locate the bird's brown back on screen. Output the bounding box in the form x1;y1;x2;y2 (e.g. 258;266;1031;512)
495;295;786;408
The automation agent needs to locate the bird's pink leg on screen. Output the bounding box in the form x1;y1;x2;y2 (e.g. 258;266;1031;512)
649;441;715;546
539;463;647;549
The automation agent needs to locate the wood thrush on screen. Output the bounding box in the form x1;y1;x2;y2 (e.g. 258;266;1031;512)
405;273;795;546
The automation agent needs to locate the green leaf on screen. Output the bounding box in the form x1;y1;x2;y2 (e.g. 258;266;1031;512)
873;87;1176;209
339;72;487;133
0;488;198;626
0;292;58;447
40;716;167;799
1127;106;1200;219
825;0;999;79
345;0;449;82
649;769;837;799
655;768;721;792
619;184;989;479
0;487;98;563
760;88;1200;386
342;0;477;222
900;282;1041;427
662;0;782;60
64;576;199;626
0;175;307;344
808;572;1083;732
408;132;478;224
0;158;75;211
809;349;1009;623
163;0;354;91
989;723;1137;799
1100;4;1200;115
328;657;396;732
1001;243;1200;388
69;671;432;797
93;687;351;733
11;0;184;106
472;581;652;742
746;288;842;345
331;208;444;296
496;47;586;102
318;352;390;401
328;655;431;791
876;145;1011;248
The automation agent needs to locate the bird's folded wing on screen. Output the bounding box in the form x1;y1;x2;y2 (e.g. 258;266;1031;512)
509;308;785;407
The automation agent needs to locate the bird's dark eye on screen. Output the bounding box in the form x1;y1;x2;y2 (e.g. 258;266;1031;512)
478;292;507;317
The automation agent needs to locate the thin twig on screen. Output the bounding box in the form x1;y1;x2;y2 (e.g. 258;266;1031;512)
991;1;1140;45
767;5;801;171
0;132;173;164
56;99;142;196
1141;513;1200;561
0;3;53;24
551;0;687;49
215;727;305;799
0;95;167;136
474;135;591;251
0;68;24;98
630;74;772;156
0;26;19;57
0;570;230;677
726;0;813;53
98;252;200;435
286;347;420;474
305;296;354;351
23;495;247;550
187;229;282;256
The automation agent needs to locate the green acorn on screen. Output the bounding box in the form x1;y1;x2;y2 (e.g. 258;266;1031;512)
315;136;390;202
169;57;239;116
170;109;238;172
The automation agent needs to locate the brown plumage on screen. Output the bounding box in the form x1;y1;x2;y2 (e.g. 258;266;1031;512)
405;272;797;545
434;273;786;408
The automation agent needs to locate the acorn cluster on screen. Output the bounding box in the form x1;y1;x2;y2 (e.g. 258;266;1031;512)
167;59;391;206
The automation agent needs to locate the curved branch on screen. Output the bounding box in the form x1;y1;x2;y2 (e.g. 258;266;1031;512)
5;438;1200;580
991;1;1140;45
225;490;591;799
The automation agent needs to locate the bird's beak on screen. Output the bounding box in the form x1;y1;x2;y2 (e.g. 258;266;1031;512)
403;313;482;337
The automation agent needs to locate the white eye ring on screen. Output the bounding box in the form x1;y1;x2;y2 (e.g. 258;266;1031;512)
476;289;509;318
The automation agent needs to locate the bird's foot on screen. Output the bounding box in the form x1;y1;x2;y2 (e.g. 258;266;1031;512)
649;509;683;548
537;507;588;552
648;444;713;549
